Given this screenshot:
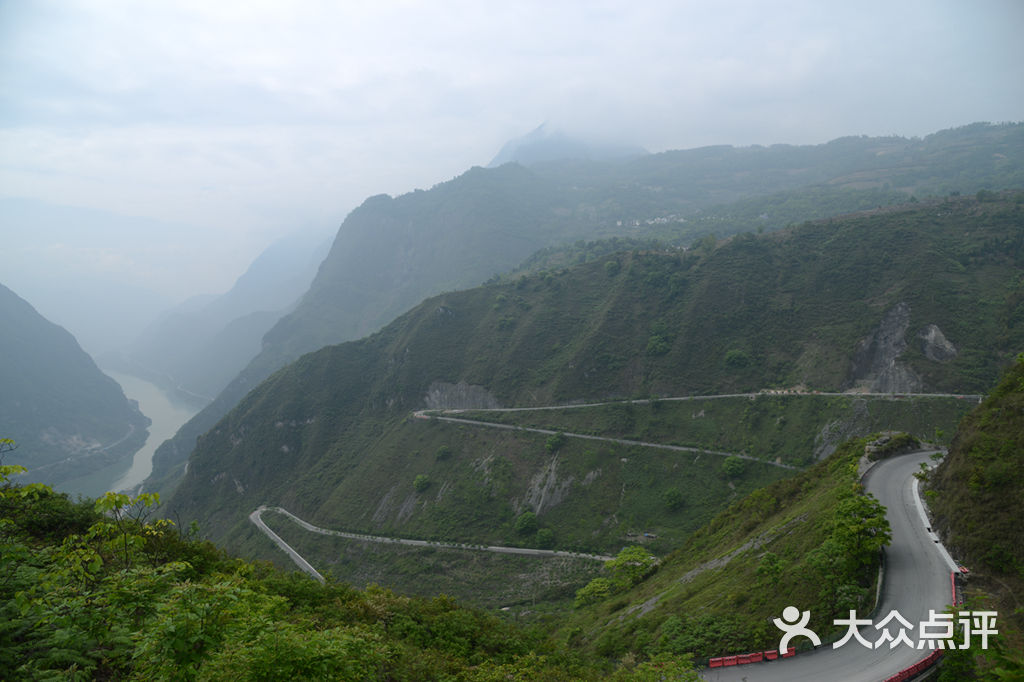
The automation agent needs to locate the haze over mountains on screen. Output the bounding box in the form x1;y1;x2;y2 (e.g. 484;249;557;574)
113;229;332;403
0;283;148;486
2;119;1023;678
4;2;1023;676
164;189;1024;546
146;122;1024;495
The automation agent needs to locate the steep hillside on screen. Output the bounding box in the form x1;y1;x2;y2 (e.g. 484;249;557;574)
164;194;1024;569
0;284;148;486
238;394;968;610
557;436;884;661
928;356;1024;676
146;122;1024;497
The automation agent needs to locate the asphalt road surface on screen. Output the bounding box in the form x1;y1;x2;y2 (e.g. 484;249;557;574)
701;450;958;682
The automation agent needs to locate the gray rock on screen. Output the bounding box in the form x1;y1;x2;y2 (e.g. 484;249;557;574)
918;324;958;362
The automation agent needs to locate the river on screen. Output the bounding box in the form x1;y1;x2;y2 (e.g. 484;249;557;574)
56;371;201;498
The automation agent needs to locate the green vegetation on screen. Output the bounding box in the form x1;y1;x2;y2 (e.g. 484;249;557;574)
0;464;699;680
575;547;660;608
559;437;891;662
149;123;1024;497
163;194;1021;602
929;356;1024;677
458;393;973;468
721;456;746;478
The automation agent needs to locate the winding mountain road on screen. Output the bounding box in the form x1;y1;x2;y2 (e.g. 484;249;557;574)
413;391;979;473
254;391;968;681
701;450;959;682
413;410;799;470
249;505;614;583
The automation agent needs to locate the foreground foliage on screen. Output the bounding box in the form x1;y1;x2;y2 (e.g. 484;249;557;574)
0;464;697;680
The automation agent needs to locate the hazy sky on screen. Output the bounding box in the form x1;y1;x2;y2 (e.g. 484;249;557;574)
2;0;1023;306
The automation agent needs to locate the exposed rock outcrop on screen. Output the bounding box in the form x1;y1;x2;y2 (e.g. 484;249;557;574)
845;302;923;393
917;324;958;362
424;381;501;410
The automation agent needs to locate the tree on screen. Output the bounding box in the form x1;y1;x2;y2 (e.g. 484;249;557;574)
722;456;746;478
831;494;891;570
756;552;784;586
514;511;538;535
807;537;857;621
535;528;554;548
413;474;430;492
724;349;751;369
574;577;616;607
662;488;685;511
606;545;659;587
545;433;566;453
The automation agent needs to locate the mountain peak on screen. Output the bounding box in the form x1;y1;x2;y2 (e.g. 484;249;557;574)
487;124;647;167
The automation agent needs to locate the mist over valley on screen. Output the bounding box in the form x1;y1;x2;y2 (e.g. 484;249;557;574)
2;2;1023;679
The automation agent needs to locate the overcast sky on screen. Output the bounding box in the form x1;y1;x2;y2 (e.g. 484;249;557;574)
2;0;1023;309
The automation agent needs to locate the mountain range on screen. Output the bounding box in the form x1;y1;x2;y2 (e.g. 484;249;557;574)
145;122;1024;498
162;192;1024;569
112;229;331;403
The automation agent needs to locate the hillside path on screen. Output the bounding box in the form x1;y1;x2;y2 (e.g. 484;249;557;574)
701;449;959;682
413;410;799;470
249;505;614;580
413;390;980;473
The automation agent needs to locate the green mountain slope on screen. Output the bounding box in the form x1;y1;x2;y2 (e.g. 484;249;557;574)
146;122;1024;497
928;356;1024;676
165;194;1024;578
556;436;884;661
0;284;148;486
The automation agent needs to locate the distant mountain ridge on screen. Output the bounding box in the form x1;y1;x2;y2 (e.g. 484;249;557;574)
487;124;648;167
116;230;332;402
146;122;1024;497
0;283;148;486
163;193;1024;561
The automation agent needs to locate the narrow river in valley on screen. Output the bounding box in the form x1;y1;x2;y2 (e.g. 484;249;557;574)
57;371;200;498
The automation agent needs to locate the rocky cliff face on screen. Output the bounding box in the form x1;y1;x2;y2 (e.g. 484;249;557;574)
424;382;502;410
846;302;922;393
917;324;958;363
845;303;959;393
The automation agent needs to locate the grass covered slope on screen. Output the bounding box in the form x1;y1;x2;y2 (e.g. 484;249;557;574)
930;356;1024;576
557;437;888;662
928;356;1024;676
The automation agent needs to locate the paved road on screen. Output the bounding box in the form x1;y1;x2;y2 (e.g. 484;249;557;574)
249;506;326;583
413;411;799;470
428;392;982;413
249;505;614;575
701;450;957;682
413;390;979;473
